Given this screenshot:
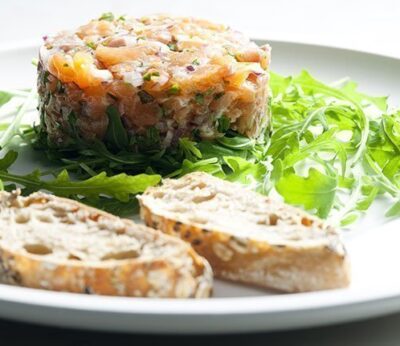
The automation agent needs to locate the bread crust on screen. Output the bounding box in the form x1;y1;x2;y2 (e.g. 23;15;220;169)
0;191;212;298
139;173;351;293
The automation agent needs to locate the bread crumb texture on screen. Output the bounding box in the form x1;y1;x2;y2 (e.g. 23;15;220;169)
0;190;212;298
139;172;351;292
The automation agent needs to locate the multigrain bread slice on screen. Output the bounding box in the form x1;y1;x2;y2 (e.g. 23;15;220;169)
0;190;212;298
138;172;350;293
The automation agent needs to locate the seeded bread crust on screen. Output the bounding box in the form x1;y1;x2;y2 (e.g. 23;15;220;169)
0;190;212;298
138;172;351;293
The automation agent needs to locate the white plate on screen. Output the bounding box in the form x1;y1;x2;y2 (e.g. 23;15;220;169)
0;40;399;334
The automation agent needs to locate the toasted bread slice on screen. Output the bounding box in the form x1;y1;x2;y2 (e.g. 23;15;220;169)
0;190;212;298
139;172;350;292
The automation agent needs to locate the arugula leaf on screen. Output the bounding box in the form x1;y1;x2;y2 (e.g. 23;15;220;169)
197;141;248;160
179;138;202;161
386;200;400;218
340;81;388;112
340;212;359;227
291;70;369;166
0;88;36;149
0;91;12;107
217;115;230;133
172;158;225;178
105;106;129;150
0;150;18;170
49;170;160;201
356;186;379;211
382;114;400;152
216;134;255;150
81;196;139;217
276;168;337;218
0;150;160;203
224;156;266;188
269;71;291;97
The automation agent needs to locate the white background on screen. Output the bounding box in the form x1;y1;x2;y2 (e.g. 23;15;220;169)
1;0;400;343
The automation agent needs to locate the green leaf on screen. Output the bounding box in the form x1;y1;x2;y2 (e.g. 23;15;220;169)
340;212;359;227
276;168;337;218
386;200;400;217
194;93;205;105
0;91;12;107
270;72;292;97
217;115;230;133
216;134;255;150
356;186;379;211
99;12;115;21
50;170;160;201
382;115;400;152
174;158;225;178
168;83;181;95
197;141;248;160
82;196;139;217
179;138;202;161
105;105;128;150
0;169;160;202
143;71;160;81
0;150;18;170
340;81;388;112
223;156;267;187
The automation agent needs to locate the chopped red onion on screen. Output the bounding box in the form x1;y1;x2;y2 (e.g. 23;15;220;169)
186;65;195;72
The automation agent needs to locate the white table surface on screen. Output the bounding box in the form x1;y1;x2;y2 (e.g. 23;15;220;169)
1;0;400;343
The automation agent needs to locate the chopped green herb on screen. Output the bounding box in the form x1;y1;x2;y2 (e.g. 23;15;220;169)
167;42;178;51
168;83;181;95
205;88;214;96
192;58;200;66
86;42;97;50
194;93;204;105
217;115;230;133
143;71;160;81
99;12;114;21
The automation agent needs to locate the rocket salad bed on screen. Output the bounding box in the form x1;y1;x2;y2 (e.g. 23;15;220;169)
0;70;399;225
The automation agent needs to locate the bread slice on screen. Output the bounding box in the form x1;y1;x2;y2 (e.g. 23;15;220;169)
0;190;212;298
138;172;350;292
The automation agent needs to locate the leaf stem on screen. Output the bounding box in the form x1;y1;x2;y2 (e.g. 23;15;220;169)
0;88;36;149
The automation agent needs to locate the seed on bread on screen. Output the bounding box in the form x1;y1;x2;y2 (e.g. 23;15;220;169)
0;190;212;298
138;172;351;293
